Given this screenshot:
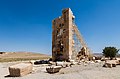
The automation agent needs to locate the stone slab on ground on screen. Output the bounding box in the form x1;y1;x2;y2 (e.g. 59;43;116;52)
9;63;33;77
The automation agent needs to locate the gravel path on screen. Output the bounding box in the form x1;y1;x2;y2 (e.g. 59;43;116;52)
1;62;120;79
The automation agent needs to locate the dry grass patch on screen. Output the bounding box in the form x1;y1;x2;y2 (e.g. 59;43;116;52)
0;52;51;62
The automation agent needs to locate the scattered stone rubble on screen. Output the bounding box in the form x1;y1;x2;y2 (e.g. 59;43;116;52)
8;56;120;77
103;59;120;68
46;66;62;74
34;60;50;65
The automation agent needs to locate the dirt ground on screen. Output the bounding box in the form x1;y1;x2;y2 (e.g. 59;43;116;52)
1;61;120;79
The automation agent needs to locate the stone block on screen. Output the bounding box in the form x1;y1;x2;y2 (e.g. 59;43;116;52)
46;66;62;74
9;63;33;77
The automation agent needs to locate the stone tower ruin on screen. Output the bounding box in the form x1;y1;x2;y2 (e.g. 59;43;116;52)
52;8;90;61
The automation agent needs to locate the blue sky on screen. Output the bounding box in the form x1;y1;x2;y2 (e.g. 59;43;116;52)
0;0;120;54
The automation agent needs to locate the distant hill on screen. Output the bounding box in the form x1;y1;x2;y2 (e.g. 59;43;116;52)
0;52;51;62
93;53;103;57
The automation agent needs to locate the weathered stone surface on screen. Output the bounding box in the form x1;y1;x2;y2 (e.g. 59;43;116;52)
46;66;62;74
56;61;71;67
9;63;33;77
52;8;91;62
52;8;74;61
103;60;118;68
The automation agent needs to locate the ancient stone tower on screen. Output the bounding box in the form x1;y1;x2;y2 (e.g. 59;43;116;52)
52;8;90;61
